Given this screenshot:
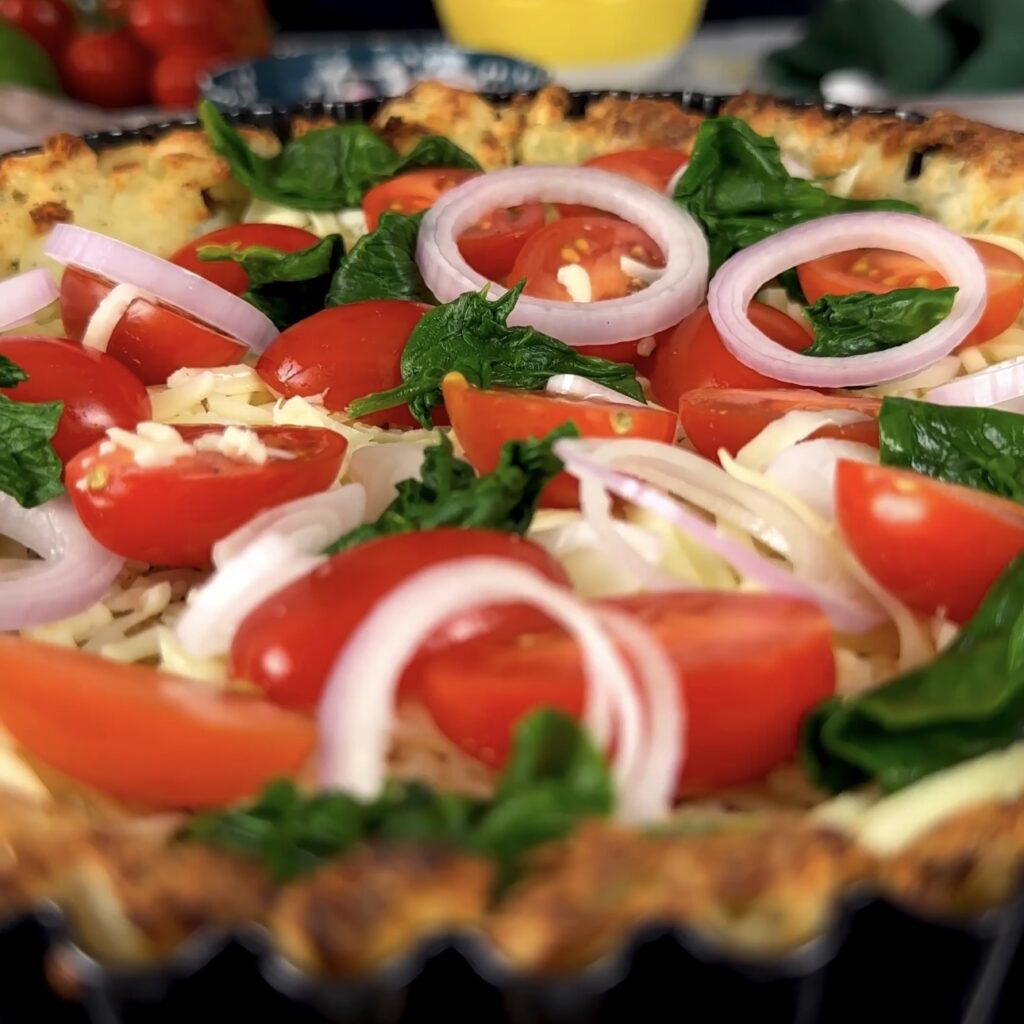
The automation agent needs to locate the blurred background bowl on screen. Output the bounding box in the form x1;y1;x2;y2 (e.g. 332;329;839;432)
434;0;707;89
200;40;550;106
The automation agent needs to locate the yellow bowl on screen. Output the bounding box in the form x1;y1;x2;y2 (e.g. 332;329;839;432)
434;0;705;70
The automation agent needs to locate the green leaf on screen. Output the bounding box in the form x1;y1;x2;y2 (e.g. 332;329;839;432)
0;395;63;508
184;709;613;881
326;425;573;555
0;354;27;388
803;287;957;358
346;282;645;428
326;211;434;306
801;553;1024;793
673;117;918;274
198;235;345;329
878;398;1024;502
198;101;479;212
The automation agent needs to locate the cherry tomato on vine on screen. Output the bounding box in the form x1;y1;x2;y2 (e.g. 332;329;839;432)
0;0;74;61
60;30;149;109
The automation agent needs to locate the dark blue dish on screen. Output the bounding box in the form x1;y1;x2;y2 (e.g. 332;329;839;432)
200;42;550;107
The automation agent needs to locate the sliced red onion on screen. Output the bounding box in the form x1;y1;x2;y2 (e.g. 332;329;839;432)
0;494;123;630
0;269;58;332
211;484;366;568
765;439;879;521
347;441;429;521
555;439;882;633
927;355;1024;408
44;225;278;353
177;534;325;658
707;213;987;387
545;374;647;407
417;166;708;347
317;557;680;821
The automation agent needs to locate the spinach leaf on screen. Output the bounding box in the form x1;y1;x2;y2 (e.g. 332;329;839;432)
803;287;957;358
346;282;645;428
184;709;611;882
198;235;345;329
327;211;434;306
0;356;62;508
673;117;917;274
326;425;572;555
0;354;27;388
199;101;479;211
802;553;1024;793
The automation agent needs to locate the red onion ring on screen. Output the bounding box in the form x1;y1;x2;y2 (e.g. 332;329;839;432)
927;355;1024;408
44;225;278;354
317;557;681;821
417;166;708;347
555;439;881;633
0;269;58;332
707;213;987;387
0;494;123;630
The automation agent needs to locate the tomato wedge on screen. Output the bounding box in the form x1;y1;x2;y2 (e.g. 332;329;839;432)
0;337;150;464
458;202;546;282
643;302;810;406
797;239;1024;349
60;266;247;386
230;529;568;711
836;461;1024;622
557;148;689;217
442;372;678;508
362;168;478;230
413;590;834;793
0;637;315;808
169;223;320;295
66;425;346;567
256;300;432;429
678;388;881;461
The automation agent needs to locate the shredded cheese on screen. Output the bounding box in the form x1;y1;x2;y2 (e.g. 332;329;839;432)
556;264;593;303
81;284;150;352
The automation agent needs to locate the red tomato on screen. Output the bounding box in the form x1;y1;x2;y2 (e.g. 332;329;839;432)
797;240;1024;350
442;372;677;508
643;302;810;407
0;0;74;60
66;425;346;567
150;45;229;109
0;337;150;464
128;0;237;54
836;461;1024;623
231;529;569;711
557;148;689;217
256;300;430;430
509;216;663;303
60;266;247;386
362;168;479;231
0;637;315;809
458;202;547;282
169;224;320;295
678;388;881;461
59;31;149;109
415;590;834;792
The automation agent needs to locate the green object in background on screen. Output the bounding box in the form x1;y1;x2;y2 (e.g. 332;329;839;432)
767;0;1024;97
0;20;61;94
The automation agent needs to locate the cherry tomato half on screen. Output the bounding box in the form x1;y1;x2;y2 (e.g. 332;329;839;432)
836;461;1024;623
414;590;834;793
458;202;547;283
643;302;811;408
509;216;663;303
231;529;569;711
0;0;74;61
59;30;149;109
0;337;150;464
442;372;678;508
362;168;478;231
256;300;431;429
557;148;689;217
678;388;881;461
0;637;314;809
66;425;346;567
60;267;248;386
797;239;1024;350
170;223;320;295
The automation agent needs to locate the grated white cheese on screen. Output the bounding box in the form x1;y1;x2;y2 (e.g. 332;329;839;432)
556;263;593;303
619;254;664;286
105;422;194;468
193;425;283;464
81;284;150;352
